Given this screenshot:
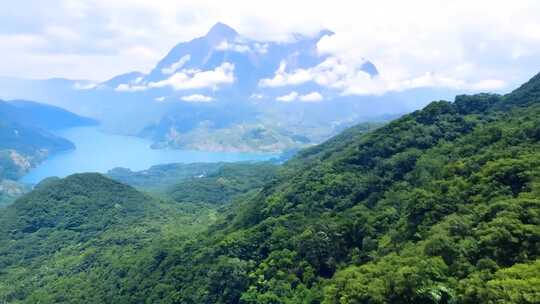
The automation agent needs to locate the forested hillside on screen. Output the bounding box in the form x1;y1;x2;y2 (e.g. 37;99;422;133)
0;174;217;302
107;162;225;192
166;162;278;205
1;74;539;303
132;73;539;303
107;162;279;204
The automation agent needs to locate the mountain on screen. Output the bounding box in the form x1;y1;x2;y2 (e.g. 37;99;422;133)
107;22;388;152
0;179;28;207
0;72;538;303
132;22;376;95
0;99;96;180
108;161;279;204
0;99;96;203
0;23;460;152
0;173;225;303
166;162;278;205
0;173;155;239
107;162;225;192
102;71;145;89
0;174;162;284
0;99;97;130
136;72;539;304
0;121;73;179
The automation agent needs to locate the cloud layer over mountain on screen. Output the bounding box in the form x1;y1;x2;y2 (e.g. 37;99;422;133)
1;0;540;94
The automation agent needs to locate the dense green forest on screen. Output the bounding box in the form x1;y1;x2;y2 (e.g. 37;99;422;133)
107;162;278;199
166;162;278;204
0;174;219;303
1;74;540;303
107;162;226;192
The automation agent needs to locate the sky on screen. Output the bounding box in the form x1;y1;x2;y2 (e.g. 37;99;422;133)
1;0;540;94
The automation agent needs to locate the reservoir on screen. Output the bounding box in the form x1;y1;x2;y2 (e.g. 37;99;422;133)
21;126;277;184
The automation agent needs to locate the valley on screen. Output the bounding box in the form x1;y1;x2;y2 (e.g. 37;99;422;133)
20;126;278;184
0;73;539;303
1;5;539;303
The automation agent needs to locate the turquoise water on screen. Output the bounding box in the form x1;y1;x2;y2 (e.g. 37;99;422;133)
21;126;277;184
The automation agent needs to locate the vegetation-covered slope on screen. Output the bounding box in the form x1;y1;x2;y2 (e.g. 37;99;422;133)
0;174;156;266
166;162;278;204
0;173;217;303
1;74;540;303
131;74;538;303
0;179;28;207
107;162;225;192
107;162;279;204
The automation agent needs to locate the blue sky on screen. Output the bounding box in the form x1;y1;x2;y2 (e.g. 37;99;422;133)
1;0;540;94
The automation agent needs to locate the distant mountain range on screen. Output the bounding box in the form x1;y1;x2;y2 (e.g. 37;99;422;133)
0;23;459;152
101;23;378;99
0;99;96;131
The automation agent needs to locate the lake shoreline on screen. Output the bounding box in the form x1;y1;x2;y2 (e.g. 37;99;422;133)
21;126;278;184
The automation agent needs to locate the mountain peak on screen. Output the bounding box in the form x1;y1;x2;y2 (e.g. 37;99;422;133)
206;22;238;42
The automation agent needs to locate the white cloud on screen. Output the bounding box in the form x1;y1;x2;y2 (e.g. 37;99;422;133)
259;57;373;91
341;72;509;96
259;61;314;87
276;91;323;102
276;91;298;102
181;94;214;102
161;54;191;74
154;96;167;102
299;91;323;102
470;79;507;91
250;93;265;99
259;57;377;89
215;41;251;53
73;82;98;90
149;62;235;90
115;62;235;92
261;56;509;95
44;25;80;42
253;43;269;54
115;83;147;92
0;0;539;90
